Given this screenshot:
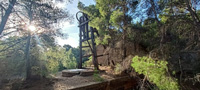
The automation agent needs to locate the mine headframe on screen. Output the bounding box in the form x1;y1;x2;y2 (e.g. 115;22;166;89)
76;11;99;70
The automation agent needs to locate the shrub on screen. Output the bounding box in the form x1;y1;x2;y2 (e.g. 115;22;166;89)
131;56;179;90
83;56;93;67
114;63;123;74
93;69;104;82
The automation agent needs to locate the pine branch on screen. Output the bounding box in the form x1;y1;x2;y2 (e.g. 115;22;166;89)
0;36;27;45
0;37;27;52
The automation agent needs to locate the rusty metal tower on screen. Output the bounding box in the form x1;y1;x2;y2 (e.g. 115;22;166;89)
76;11;99;70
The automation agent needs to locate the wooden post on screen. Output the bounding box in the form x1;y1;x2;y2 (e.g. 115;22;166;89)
91;27;99;70
82;16;86;39
77;12;99;70
85;16;89;39
78;16;83;69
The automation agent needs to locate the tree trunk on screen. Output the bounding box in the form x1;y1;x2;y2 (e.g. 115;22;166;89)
0;0;16;34
149;0;160;26
25;33;31;80
25;0;34;80
122;0;127;60
185;0;200;49
185;0;200;25
149;0;165;58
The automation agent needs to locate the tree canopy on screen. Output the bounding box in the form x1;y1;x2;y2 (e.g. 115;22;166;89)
0;0;200;89
78;0;200;89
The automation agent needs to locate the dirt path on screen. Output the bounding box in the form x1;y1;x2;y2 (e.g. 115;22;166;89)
8;66;123;90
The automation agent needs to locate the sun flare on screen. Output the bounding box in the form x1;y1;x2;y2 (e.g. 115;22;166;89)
28;25;36;32
55;3;65;9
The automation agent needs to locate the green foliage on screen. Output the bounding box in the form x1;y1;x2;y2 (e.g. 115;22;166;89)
93;73;104;82
109;9;124;29
78;0;138;45
159;14;169;23
0;0;73;80
44;47;77;74
93;69;104;82
141;18;160;50
63;44;72;51
131;56;179;90
96;35;111;45
0;36;78;79
62;45;89;66
0;37;26;79
28;45;79;76
63;48;77;69
83;56;92;67
78;1;200;89
114;63;123;74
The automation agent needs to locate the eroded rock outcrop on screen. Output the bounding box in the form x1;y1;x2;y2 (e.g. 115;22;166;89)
97;41;147;68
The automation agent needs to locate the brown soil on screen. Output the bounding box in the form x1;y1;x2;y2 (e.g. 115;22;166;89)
51;66;123;90
1;66;127;90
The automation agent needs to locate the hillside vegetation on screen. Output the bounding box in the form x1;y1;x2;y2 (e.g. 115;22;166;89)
78;0;200;89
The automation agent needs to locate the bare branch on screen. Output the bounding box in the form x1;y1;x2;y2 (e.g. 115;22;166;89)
0;36;27;45
0;37;27;52
0;3;6;11
0;0;17;34
0;30;18;38
0;44;25;58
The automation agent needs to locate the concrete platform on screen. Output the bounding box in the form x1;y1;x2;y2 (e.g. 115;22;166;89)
62;69;95;77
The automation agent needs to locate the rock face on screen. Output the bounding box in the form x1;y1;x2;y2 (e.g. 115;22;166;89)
122;55;134;71
96;45;109;66
97;41;147;67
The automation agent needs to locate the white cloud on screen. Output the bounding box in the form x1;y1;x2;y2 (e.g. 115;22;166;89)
53;0;68;9
55;3;66;8
62;21;76;28
56;36;79;47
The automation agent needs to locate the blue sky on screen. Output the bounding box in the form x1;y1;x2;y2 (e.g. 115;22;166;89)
56;0;95;47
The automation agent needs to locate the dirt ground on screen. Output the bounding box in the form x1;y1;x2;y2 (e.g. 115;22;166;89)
52;66;125;90
0;66;126;90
